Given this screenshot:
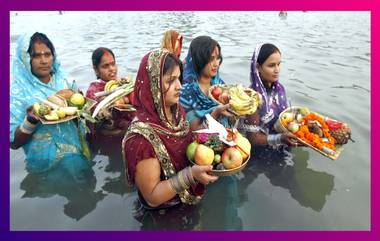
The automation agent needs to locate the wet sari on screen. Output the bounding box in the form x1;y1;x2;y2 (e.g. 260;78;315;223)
250;44;288;134
123;49;204;208
10;33;91;176
85;79;135;137
179;49;229;126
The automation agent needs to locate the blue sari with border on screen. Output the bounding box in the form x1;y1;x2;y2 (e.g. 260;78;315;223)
180;50;228;126
10;33;91;175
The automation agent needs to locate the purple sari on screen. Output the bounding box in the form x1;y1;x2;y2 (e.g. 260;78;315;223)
250;44;288;133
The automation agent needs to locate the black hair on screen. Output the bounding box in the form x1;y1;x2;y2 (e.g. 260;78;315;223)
91;47;115;69
257;43;281;65
27;32;56;57
162;53;183;94
189;36;222;76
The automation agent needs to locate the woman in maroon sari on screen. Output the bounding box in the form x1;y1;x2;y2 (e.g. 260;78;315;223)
123;49;218;209
86;47;134;137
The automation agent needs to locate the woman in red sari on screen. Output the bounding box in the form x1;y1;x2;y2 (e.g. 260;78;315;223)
86;47;134;137
123;49;218;209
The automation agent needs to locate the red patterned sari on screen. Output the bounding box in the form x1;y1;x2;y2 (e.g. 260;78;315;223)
123;49;204;208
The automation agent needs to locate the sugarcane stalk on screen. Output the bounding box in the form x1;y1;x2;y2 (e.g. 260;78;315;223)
91;85;134;118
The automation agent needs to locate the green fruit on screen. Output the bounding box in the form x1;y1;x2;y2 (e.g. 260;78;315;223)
213;154;222;164
299;107;310;116
186;141;198;162
69;93;85;108
38;104;51;116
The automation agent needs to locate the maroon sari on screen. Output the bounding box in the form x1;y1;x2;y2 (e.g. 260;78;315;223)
85;79;135;137
123;49;204;206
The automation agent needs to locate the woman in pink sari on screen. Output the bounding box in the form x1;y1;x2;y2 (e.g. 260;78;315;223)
123;49;218;209
86;47;134;137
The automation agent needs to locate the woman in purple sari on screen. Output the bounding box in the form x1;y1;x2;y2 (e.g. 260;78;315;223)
241;43;299;151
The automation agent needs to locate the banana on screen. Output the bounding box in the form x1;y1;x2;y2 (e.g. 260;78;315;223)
61;106;78;115
104;80;117;91
228;85;261;116
44;110;59;121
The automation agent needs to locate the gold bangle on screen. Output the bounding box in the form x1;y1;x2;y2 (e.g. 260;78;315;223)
178;170;189;190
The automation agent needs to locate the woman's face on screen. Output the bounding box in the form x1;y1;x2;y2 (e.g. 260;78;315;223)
257;51;281;85
94;51;117;81
163;65;182;107
201;46;221;79
30;42;53;81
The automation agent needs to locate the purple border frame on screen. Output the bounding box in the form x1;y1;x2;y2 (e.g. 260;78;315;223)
1;1;378;240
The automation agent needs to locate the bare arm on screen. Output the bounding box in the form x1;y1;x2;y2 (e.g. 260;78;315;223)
11;128;34;149
135;158;218;208
10;106;39;149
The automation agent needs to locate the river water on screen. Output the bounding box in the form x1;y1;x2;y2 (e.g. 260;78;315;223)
10;11;370;230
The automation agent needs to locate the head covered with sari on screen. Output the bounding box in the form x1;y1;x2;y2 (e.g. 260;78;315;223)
10;32;88;174
250;43;288;132
180;36;226;124
160;29;183;58
123;49;203;205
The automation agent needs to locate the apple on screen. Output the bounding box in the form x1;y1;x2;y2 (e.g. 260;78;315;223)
222;147;243;169
194;144;214;166
218;91;230;104
234;133;251;160
186;141;198;162
211;86;222;100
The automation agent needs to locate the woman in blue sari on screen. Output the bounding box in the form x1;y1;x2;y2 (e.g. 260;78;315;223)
180;36;231;130
10;32;92;178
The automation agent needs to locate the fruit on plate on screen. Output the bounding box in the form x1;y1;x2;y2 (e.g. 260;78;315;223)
34;103;51;117
213;154;222;164
69;93;86;108
44;110;59;121
228;85;262;116
47;94;67;107
186;141;198;161
218;91;230;105
61;106;78;116
56;89;75;100
194;144;214;166
288;121;300;133
222;147;243;169
329;125;352;144
234;132;251;160
56;108;66;118
211;86;223;100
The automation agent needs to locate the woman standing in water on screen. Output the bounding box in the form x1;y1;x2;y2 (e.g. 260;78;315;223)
86;47;135;137
180;36;231;130
123;49;218;209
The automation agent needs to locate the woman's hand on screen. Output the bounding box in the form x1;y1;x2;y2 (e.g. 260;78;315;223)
191;165;219;185
211;104;233;119
281;132;303;147
26;105;40;125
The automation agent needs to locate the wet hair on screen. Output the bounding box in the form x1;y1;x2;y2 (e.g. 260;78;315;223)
27;32;56;57
162;53;183;94
189;36;222;76
91;47;115;69
257;43;281;65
